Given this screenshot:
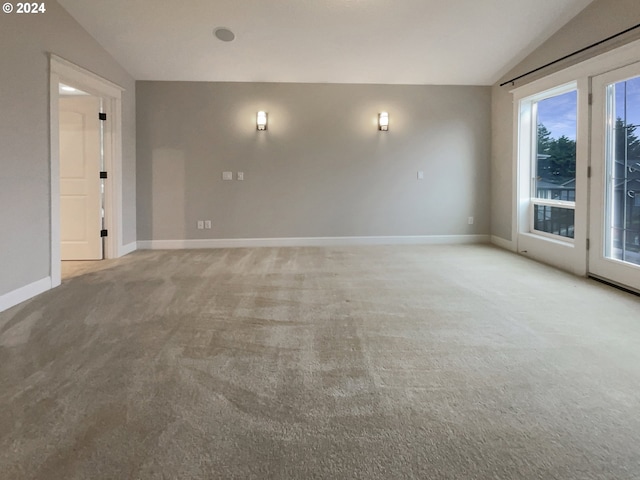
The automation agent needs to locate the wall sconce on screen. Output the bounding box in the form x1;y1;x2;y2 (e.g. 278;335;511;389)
378;112;389;131
257;111;268;131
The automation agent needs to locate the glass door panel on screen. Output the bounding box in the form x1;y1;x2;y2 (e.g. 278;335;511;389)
605;78;640;265
590;63;640;291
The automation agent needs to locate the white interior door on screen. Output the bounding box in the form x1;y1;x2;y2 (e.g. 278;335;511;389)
59;95;103;260
589;61;640;291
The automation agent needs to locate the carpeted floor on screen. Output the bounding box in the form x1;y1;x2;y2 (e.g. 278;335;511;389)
1;245;640;479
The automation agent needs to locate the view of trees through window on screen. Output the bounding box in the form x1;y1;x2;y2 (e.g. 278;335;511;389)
609;78;640;264
535;90;577;200
537;123;576;186
528;82;640;245
533;90;577;238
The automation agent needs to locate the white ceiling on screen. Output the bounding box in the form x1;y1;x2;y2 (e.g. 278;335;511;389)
58;0;595;86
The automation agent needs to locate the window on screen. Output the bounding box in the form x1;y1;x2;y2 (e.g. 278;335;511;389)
519;83;578;240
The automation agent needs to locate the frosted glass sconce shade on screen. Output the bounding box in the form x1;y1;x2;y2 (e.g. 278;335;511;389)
378;112;389;131
257;111;268;130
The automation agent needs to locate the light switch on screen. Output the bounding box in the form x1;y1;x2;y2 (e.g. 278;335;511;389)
222;171;233;181
417;171;424;180
237;172;244;181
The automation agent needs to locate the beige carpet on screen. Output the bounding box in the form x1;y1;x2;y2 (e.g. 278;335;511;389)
1;245;640;479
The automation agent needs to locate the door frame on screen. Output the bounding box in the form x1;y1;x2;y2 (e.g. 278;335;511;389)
49;54;124;287
589;61;640;292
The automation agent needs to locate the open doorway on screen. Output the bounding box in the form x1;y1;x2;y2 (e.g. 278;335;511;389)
50;55;124;288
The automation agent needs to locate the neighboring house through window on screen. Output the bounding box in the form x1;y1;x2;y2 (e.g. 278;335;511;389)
518;83;578;240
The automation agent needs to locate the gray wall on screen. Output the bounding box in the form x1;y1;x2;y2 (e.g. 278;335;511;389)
491;0;640;241
137;82;490;241
0;2;136;296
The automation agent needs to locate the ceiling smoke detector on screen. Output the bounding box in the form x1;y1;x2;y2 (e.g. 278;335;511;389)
214;27;235;42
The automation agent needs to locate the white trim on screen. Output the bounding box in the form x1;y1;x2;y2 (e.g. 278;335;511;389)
120;241;137;256
532;198;576;209
49;72;61;288
511;38;640;255
101;96;125;259
49;55;126;288
513;78;589;276
529;227;576;244
0;277;51;313
50;54;123;98
138;235;490;250
507;40;640;275
518;233;580;274
491;235;516;252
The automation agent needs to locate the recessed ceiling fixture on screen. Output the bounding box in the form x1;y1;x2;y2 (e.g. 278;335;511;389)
214;27;235;42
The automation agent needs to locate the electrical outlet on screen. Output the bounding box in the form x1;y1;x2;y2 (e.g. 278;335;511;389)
237;172;244;181
204;220;212;229
222;171;233;181
468;216;474;225
197;220;204;229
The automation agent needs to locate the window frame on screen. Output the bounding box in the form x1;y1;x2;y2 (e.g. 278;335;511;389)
509;39;640;277
519;81;578;243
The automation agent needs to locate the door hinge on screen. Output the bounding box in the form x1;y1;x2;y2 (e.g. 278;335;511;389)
587;166;591;178
100;171;108;179
586;238;590;250
99;112;107;121
100;229;108;237
588;93;593;105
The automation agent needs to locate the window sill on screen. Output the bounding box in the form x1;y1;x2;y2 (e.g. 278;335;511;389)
519;231;575;248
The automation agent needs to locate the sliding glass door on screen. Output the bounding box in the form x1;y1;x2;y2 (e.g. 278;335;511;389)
590;62;640;291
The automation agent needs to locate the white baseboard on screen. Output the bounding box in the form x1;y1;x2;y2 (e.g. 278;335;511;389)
0;277;51;313
491;235;516;252
138;235;490;250
119;241;137;256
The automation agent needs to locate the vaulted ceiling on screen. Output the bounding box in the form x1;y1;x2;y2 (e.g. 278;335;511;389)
58;0;595;85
